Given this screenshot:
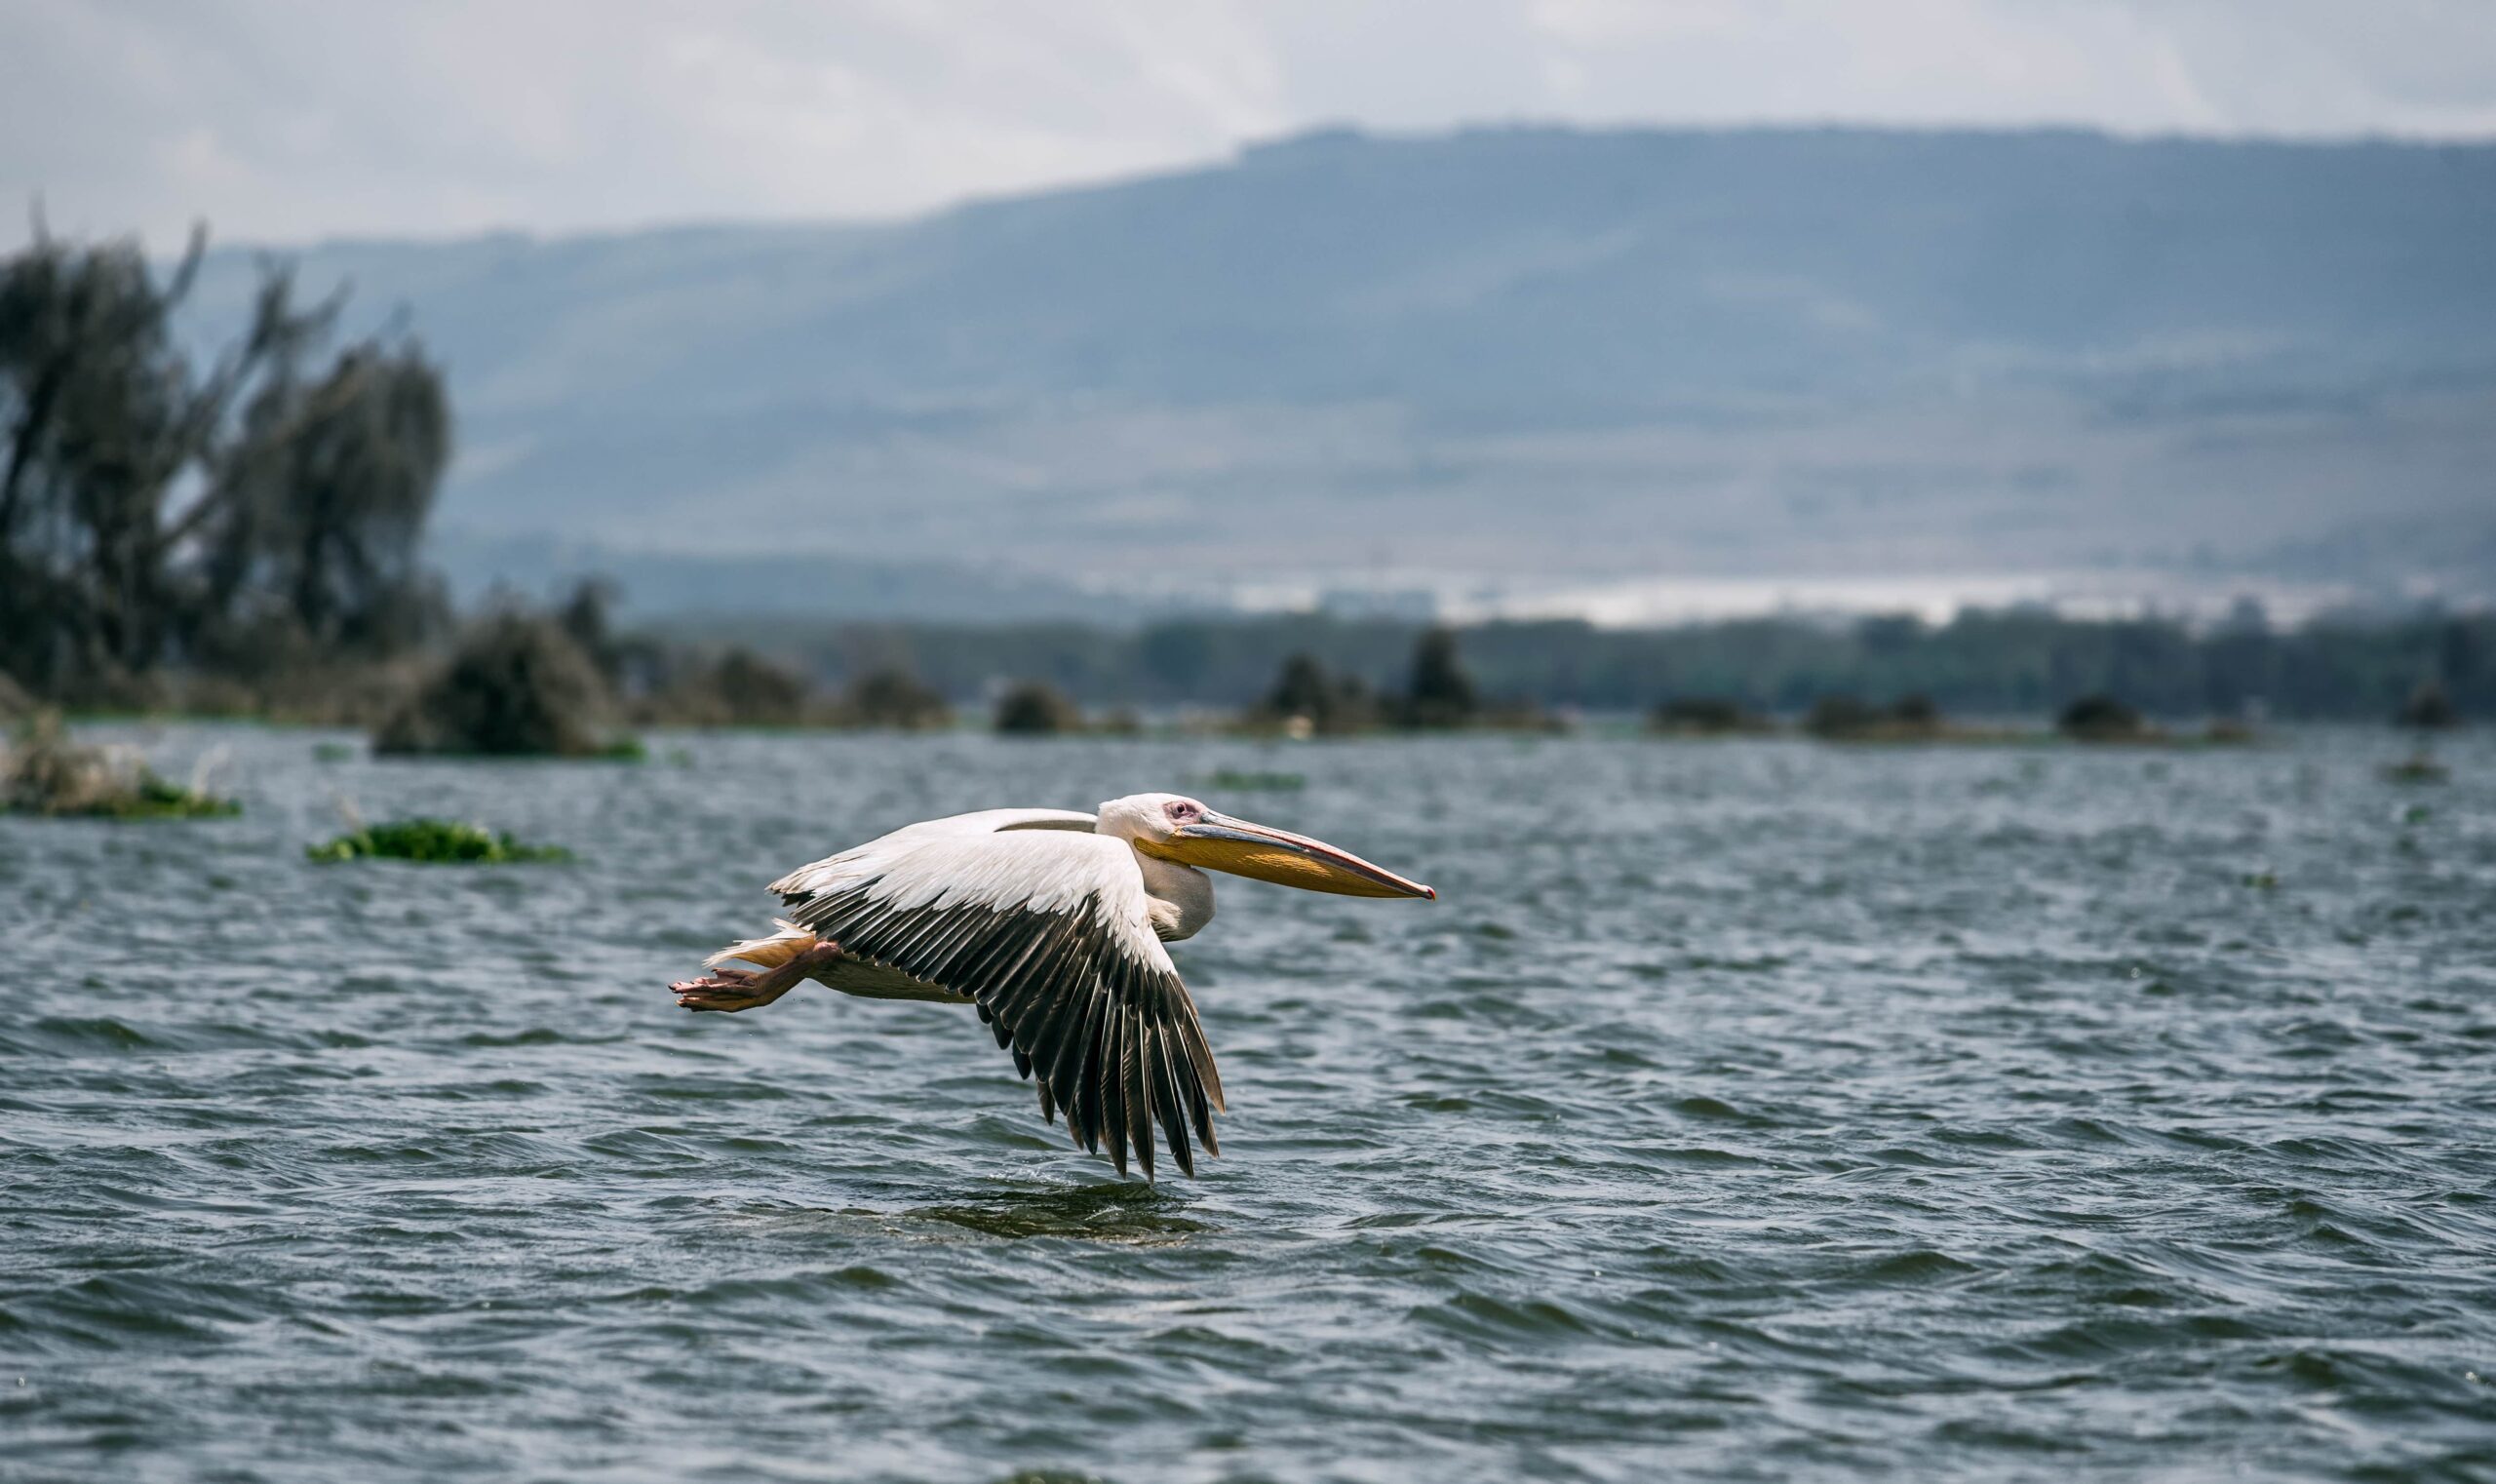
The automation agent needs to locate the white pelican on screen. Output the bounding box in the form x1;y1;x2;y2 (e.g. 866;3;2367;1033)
669;794;1433;1178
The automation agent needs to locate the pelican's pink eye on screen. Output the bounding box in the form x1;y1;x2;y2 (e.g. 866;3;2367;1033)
1167;801;1201;823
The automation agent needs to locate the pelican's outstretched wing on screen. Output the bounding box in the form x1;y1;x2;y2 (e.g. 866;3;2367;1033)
769;810;1225;1177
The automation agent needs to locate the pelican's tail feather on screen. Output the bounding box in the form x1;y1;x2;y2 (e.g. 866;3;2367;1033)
705;919;820;971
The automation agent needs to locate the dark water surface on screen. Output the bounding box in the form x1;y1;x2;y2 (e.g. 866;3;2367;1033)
4;725;2493;1482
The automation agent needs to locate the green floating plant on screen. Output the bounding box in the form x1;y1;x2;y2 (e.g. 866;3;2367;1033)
121;774;242;819
307;818;570;865
1203;768;1307;792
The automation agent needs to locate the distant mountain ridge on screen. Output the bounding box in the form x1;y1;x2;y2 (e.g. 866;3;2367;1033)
180;125;2496;616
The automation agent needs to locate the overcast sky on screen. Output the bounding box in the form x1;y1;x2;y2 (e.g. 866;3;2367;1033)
6;0;2494;251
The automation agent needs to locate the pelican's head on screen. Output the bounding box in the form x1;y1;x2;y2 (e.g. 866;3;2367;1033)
1097;793;1435;900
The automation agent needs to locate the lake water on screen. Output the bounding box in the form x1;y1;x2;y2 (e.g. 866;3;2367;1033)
3;723;2492;1482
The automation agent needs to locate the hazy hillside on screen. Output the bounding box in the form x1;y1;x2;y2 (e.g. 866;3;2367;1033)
184;126;2496;616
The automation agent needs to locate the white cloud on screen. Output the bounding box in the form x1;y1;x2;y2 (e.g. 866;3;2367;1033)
3;0;2492;250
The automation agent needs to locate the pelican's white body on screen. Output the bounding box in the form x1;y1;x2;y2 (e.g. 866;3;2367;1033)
684;792;1429;1178
717;805;1210;1003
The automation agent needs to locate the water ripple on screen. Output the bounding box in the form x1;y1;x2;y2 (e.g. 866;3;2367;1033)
3;725;2493;1481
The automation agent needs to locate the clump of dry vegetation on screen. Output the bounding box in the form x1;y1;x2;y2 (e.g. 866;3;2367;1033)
1394;627;1482;729
1647;696;1773;737
1234;631;1560;737
834;667;954;730
2382;679;2460;783
2048;694;2257;747
557;582;956;732
1;713;237;819
636;646;812;727
1241;652;1380;737
2398;681;2459;730
989;683;1149;737
994;681;1088;735
1798;693;2035;744
1804;694;1946;742
374;612;637;759
2056;694;2151;742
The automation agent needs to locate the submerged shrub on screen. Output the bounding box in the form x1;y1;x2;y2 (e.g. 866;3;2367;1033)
306;818;570;864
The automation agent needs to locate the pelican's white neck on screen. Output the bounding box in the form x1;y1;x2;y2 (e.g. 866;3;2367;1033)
1132;848;1216;942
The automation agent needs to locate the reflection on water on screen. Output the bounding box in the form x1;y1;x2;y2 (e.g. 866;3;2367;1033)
2;724;2493;1482
910;1183;1209;1244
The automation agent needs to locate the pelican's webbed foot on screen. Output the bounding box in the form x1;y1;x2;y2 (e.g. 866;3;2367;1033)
671;939;843;1013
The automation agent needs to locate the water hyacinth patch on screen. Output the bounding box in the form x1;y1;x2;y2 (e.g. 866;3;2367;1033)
108;774;244;820
306;818;571;864
1204;768;1307;792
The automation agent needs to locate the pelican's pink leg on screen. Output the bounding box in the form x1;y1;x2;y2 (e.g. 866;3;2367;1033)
671;939;844;1013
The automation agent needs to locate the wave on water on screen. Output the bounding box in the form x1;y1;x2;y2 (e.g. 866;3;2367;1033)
3;726;2493;1481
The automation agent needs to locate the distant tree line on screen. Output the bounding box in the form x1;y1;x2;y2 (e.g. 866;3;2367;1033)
0;225;448;706
369;579;961;756
722;606;2489;722
6;227;2482;733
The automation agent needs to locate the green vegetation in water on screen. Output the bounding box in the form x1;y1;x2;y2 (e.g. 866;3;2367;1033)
2381;753;2448;785
1204;768;1306;792
116;774;240;819
311;741;357;762
52;771;242;820
2;714;238;819
306;818;571;865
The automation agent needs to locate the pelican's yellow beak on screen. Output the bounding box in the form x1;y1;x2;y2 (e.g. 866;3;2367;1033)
1144;811;1435;899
